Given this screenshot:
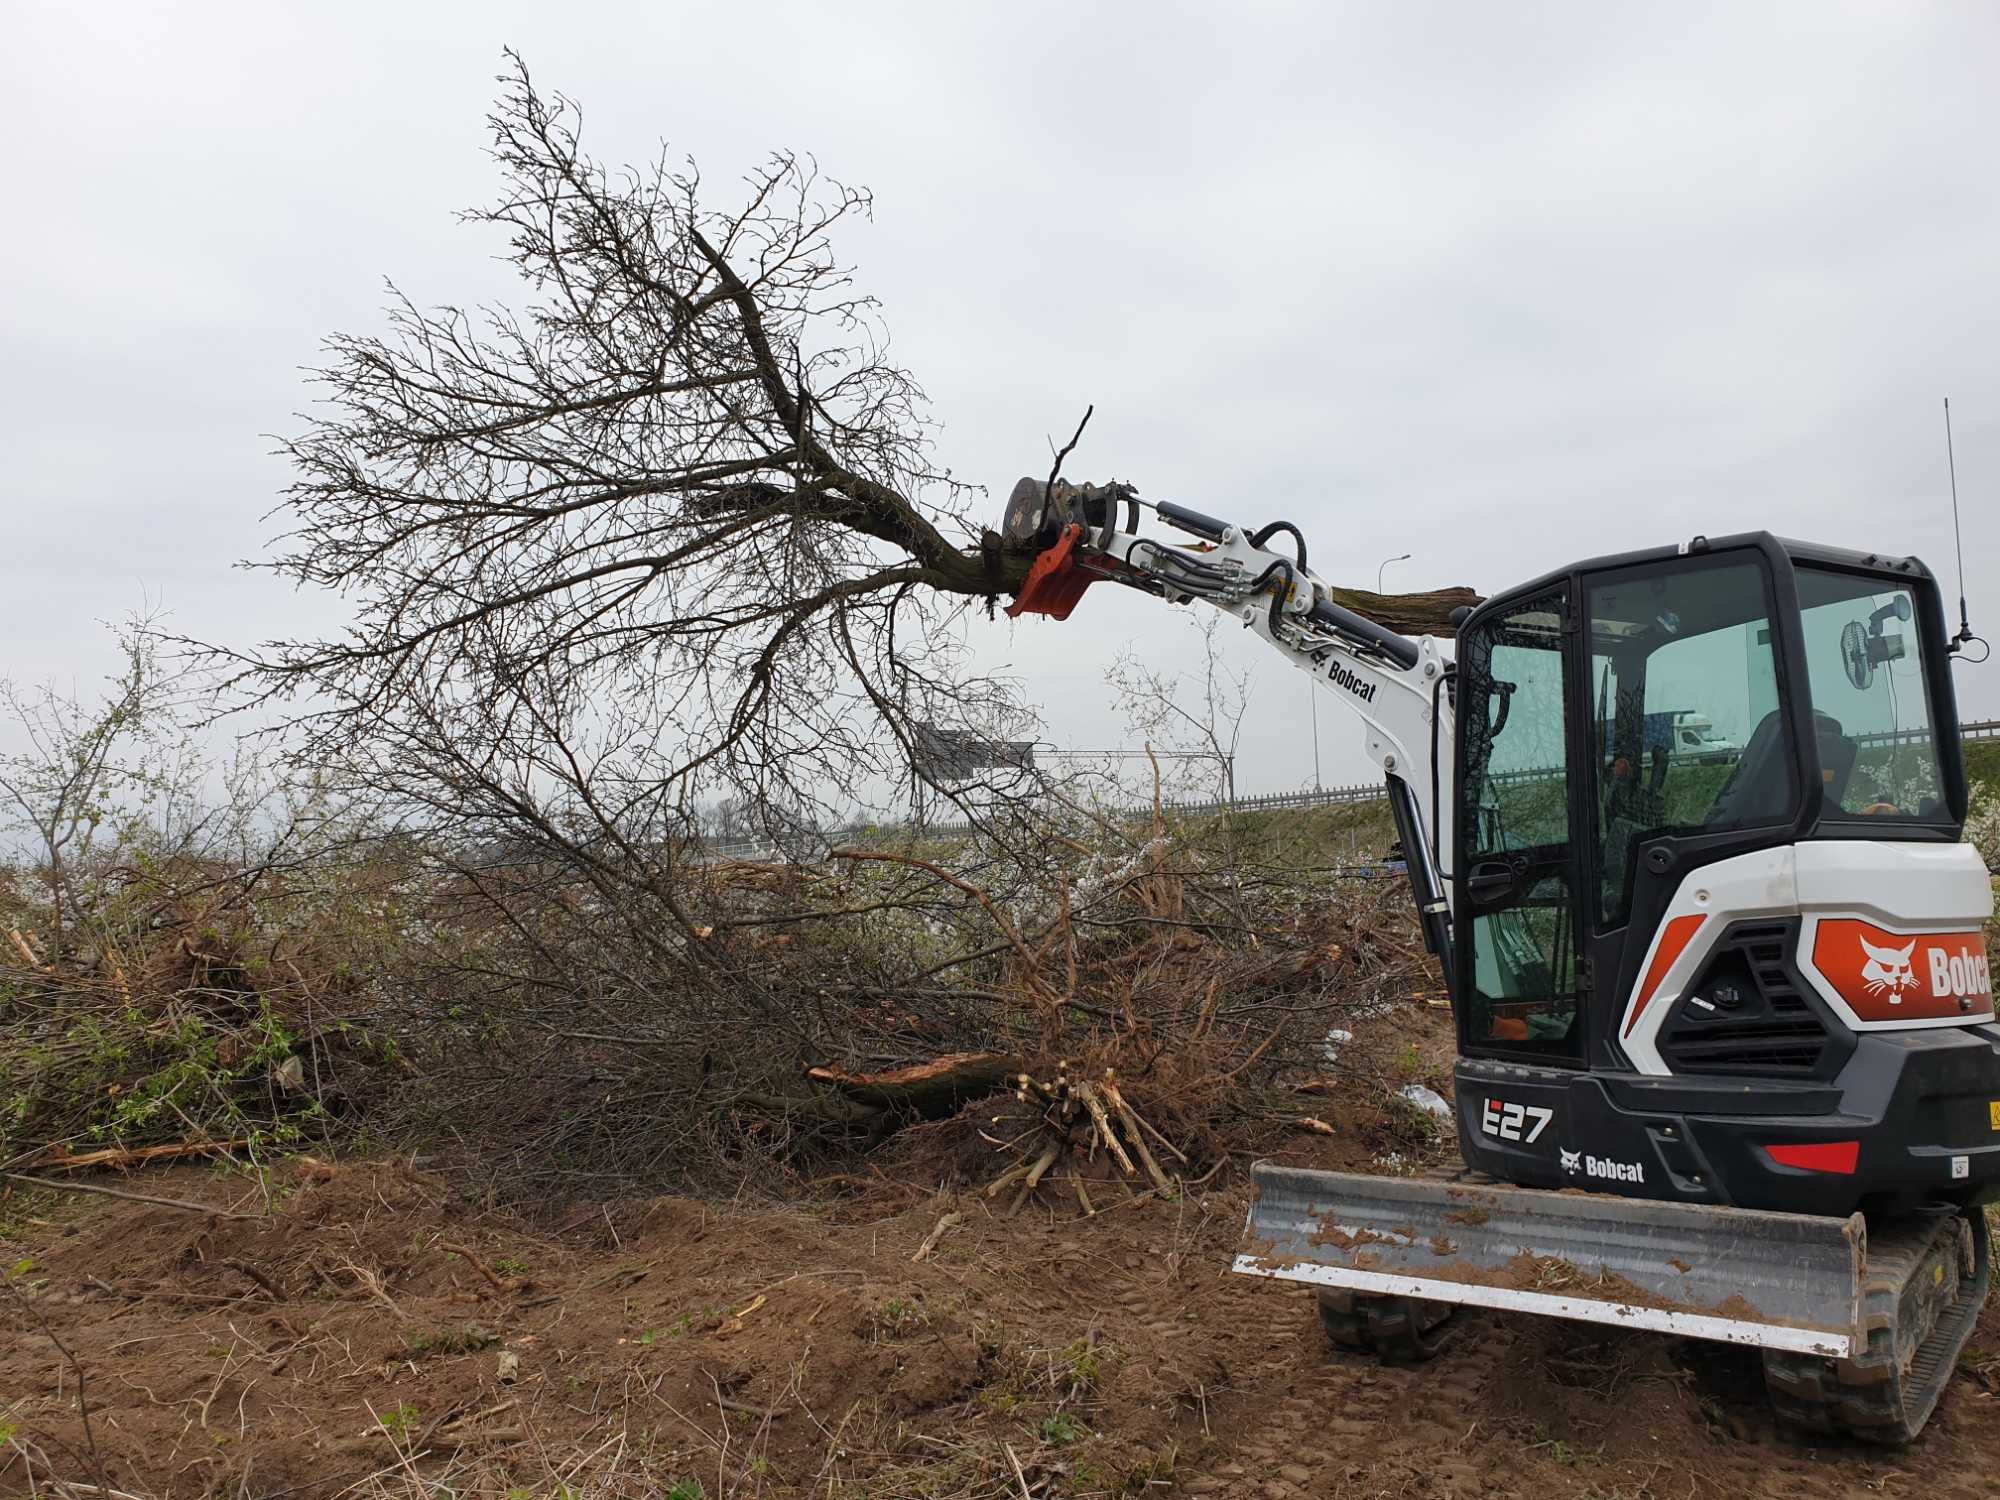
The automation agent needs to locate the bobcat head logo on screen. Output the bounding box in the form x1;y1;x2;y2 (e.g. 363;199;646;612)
1559;1148;1581;1173
1859;936;1918;999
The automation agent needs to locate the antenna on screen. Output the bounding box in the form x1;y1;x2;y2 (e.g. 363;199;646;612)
1942;398;1988;662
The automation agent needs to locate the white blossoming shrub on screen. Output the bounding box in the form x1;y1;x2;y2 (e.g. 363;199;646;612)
1966;781;2000;872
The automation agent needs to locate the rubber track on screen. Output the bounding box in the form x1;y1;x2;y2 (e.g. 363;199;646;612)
1315;1288;1456;1363
1761;1211;1991;1445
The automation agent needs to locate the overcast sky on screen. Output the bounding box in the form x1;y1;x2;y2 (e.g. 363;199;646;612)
5;2;1997;798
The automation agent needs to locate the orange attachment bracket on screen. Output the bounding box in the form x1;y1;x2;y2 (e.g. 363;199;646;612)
1005;524;1098;621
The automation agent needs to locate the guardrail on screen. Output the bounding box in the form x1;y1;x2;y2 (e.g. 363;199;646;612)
1856;718;2000;748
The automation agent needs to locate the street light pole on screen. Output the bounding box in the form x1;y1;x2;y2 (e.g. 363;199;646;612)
1310;691;1322;792
1377;552;1412;594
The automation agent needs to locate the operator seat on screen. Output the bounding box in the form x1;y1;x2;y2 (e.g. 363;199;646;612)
1708;709;1855;825
1599;747;1667;913
1815;713;1858;806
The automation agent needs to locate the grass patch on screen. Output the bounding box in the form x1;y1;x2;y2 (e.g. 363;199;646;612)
872;1297;930;1341
1039;1410;1088;1445
403;1324;501;1358
1962;738;2000;789
375;1403;421;1440
1192;798;1397;868
0;1184;63;1244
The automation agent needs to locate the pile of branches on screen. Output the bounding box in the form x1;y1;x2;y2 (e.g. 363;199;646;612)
0;761;1440;1209
984;1064;1188;1214
0;844;416;1171
756;802;1439;1198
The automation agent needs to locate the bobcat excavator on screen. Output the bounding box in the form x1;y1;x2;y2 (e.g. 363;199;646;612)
1001;476;1997;1443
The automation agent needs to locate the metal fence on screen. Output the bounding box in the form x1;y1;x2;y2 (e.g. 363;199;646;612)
691;719;2000;857
1857;717;2000;749
939;781;1402;839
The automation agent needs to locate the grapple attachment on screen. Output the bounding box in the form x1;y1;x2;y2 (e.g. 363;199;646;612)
1236;1162;1865;1357
1000;476;1142;619
1004;524;1094;621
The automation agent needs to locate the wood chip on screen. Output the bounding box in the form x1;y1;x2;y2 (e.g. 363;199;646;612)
911;1210;962;1262
718;1291;767;1335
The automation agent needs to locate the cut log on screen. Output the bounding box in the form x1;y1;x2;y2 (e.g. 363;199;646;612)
911;1209;962;1262
1011;1141;1062;1215
1071;1171;1095;1217
30;1140;251;1173
1320;584;1482;638
985;1160;1034;1198
1102;1081;1175;1193
804;1052;1024;1117
1077;1084;1137;1176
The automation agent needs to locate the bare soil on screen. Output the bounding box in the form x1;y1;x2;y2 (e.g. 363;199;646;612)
5;1127;2000;1500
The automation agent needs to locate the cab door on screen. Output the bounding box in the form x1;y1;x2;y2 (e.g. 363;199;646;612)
1453;586;1586;1065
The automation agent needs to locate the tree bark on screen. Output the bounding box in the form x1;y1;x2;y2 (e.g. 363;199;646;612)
804;1052;1025;1116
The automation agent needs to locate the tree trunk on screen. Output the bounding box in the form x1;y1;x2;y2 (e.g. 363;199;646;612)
803;1052;1025;1117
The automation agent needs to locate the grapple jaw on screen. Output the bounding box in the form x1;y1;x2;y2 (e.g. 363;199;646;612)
1000;476;1140;620
1004;524;1094;621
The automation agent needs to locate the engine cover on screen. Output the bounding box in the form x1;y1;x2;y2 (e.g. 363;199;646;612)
1619;842;1995;1078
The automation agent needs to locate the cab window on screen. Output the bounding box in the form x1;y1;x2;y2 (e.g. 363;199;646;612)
1795;567;1945;820
1588;559;1791;926
1458;590;1582;1059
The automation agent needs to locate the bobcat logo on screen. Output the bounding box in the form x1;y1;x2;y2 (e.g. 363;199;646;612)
1559;1148;1581;1173
1860;936;1919;999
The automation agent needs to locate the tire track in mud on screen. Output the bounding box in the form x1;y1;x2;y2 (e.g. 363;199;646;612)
7;1162;1995;1499
1173;1269;2000;1500
1177;1275;1504;1499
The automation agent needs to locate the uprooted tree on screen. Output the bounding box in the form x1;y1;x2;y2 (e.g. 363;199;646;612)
137;55;1479;1194
233;54;1473;848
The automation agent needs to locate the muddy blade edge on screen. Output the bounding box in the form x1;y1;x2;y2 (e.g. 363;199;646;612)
1235;1162;1865;1358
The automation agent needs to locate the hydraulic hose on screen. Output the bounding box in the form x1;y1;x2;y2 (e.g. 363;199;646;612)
1248;520;1308;572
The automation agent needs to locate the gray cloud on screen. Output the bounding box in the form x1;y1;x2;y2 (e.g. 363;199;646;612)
4;1;1995;793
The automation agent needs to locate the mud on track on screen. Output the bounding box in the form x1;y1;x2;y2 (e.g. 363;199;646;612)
3;1156;1998;1499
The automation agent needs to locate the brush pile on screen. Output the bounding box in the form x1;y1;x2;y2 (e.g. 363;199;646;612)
982;1064;1187;1214
2;787;1442;1204
0;847;417;1170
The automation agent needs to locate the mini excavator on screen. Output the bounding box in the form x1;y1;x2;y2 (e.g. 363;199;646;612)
1001;475;1997;1442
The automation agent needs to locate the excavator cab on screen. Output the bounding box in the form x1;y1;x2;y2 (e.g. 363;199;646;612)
1446;532;1993;1218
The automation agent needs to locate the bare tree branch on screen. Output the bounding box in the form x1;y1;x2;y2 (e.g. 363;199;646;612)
215;52;1473;867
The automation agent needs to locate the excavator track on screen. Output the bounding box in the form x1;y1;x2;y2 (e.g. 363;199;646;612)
1311;1164;1476;1362
1761;1209;1991;1445
1314;1286;1457;1362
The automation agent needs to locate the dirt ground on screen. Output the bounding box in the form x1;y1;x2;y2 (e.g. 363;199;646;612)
4;1122;1999;1500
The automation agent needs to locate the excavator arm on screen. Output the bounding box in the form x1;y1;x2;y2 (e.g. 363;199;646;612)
1003;476;1459;963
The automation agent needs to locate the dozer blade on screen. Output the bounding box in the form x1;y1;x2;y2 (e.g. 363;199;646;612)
1236;1163;1865;1358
